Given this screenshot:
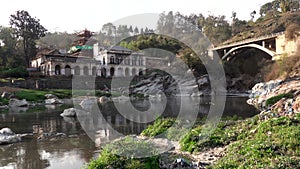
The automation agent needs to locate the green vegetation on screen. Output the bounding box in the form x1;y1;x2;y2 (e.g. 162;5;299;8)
141;117;191;141
141;118;175;137
265;93;294;106
139;113;300;168
14;89;72;102
85;136;160;169
0;97;9;105
212;116;300;168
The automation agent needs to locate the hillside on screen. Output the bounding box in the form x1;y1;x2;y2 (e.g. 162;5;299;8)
222;11;300;45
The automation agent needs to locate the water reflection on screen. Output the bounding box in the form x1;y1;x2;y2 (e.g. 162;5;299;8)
0;96;259;169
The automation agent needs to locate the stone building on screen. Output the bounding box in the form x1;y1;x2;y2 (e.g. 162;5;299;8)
30;44;147;77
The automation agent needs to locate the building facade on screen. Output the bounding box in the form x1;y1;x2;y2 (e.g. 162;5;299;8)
30;44;147;78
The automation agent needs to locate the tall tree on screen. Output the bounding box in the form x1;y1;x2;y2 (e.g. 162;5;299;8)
0;26;24;68
9;10;47;67
134;26;139;35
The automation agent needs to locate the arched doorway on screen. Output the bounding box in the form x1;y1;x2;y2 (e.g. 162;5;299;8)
74;66;80;75
101;68;107;77
110;67;115;77
92;67;97;76
131;68;136;76
55;65;61;75
117;67;123;77
125;68;129;77
83;66;89;76
65;65;71;76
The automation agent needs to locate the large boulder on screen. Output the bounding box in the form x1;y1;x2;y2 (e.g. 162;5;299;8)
8;98;28;107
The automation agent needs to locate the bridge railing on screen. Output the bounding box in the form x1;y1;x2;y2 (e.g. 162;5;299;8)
213;31;284;50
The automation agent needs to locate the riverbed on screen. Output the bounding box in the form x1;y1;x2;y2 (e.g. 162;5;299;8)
0;96;259;169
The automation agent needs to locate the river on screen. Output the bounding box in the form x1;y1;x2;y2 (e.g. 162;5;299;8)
0;96;259;169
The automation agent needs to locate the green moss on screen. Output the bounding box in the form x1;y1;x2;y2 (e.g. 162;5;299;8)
265;93;293;106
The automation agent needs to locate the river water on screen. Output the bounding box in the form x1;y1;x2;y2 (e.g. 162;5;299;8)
0;96;258;169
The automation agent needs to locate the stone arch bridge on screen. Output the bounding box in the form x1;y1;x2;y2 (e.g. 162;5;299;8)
213;31;299;61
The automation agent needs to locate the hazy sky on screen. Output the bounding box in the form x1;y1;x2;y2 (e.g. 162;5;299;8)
0;0;271;33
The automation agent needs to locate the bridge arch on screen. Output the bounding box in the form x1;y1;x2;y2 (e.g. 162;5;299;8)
222;44;276;61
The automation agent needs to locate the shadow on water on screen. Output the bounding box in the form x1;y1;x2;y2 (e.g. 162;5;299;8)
0;96;259;169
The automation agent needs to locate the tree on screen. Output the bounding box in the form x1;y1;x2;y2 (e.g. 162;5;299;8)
250;10;257;21
9;10;47;67
134;26;139;35
129;25;133;33
259;2;274;16
102;23;116;36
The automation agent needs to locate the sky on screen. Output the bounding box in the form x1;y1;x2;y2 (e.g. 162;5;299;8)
0;0;271;33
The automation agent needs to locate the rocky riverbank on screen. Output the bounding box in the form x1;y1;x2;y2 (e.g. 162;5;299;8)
247;77;300;119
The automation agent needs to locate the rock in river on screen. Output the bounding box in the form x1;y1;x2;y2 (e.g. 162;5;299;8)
60;108;86;117
0;128;21;145
8;98;28;107
45;98;63;105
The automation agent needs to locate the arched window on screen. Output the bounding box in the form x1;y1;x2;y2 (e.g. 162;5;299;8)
110;67;115;77
131;68;136;76
101;68;106;77
103;58;106;65
83;66;89;75
65;65;71;76
92;67;97;76
74;66;80;75
125;68;129;77
55;65;61;75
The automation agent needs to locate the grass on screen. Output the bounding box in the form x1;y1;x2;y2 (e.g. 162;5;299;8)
139;114;300;168
141;118;175;137
85;136;160;169
212;116;300;168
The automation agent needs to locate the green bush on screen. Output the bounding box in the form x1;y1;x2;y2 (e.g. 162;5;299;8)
265;93;293;106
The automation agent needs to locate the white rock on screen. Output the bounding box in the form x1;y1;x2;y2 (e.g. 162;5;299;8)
9;98;28;107
45;98;63;105
0;128;14;135
0;128;21;145
98;96;109;103
45;94;59;99
60;108;77;117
